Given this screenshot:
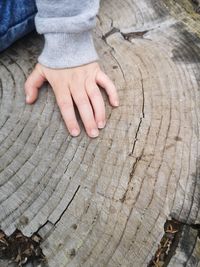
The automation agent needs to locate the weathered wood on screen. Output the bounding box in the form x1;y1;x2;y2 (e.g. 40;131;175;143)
1;0;200;266
168;225;200;267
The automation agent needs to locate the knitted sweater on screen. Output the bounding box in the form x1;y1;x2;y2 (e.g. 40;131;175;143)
35;0;100;68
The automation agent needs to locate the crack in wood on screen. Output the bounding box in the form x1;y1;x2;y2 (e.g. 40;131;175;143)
0;185;81;266
148;219;183;267
102;27;120;40
148;219;200;267
120;77;145;203
53;185;81;226
121;30;149;41
102;27;149;42
119;155;142;203
101;32;126;83
130;77;145;155
36;185;81;234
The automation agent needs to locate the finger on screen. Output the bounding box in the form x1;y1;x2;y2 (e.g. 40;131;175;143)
71;87;99;138
96;70;119;107
86;81;106;129
24;65;46;104
54;87;80;137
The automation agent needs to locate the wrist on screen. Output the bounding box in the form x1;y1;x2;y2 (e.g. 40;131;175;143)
38;31;99;69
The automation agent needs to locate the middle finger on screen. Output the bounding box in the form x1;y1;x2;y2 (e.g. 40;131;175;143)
71;86;99;138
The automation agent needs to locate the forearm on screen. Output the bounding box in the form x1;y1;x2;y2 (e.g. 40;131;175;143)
35;0;100;68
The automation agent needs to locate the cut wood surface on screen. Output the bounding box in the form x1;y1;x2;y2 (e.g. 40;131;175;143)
1;0;200;266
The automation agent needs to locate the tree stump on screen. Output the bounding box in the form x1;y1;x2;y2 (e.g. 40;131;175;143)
1;0;200;266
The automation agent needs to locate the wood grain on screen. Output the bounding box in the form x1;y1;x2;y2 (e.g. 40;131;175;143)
1;0;200;266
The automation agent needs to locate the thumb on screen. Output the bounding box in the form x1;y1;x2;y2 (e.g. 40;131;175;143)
24;64;46;104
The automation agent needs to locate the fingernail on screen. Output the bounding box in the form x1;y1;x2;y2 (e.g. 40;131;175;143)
114;100;119;106
71;128;80;137
91;129;99;137
98;121;106;129
26;95;31;102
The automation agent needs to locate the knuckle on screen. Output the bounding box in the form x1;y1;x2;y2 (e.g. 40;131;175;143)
75;96;88;106
89;89;100;100
85;75;92;86
71;71;84;83
71;72;77;82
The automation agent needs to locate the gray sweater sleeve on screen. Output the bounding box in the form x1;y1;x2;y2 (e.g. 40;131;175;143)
35;0;100;68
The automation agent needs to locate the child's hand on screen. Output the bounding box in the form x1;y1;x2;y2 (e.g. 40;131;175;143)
24;62;119;138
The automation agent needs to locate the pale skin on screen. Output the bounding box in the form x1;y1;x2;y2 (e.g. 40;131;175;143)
24;62;119;138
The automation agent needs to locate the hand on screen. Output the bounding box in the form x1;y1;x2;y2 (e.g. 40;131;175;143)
24;62;119;138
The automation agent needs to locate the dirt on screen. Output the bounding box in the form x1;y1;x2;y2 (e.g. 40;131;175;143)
0;229;46;266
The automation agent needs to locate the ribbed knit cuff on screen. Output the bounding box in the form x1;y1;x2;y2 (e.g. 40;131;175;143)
38;31;99;69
